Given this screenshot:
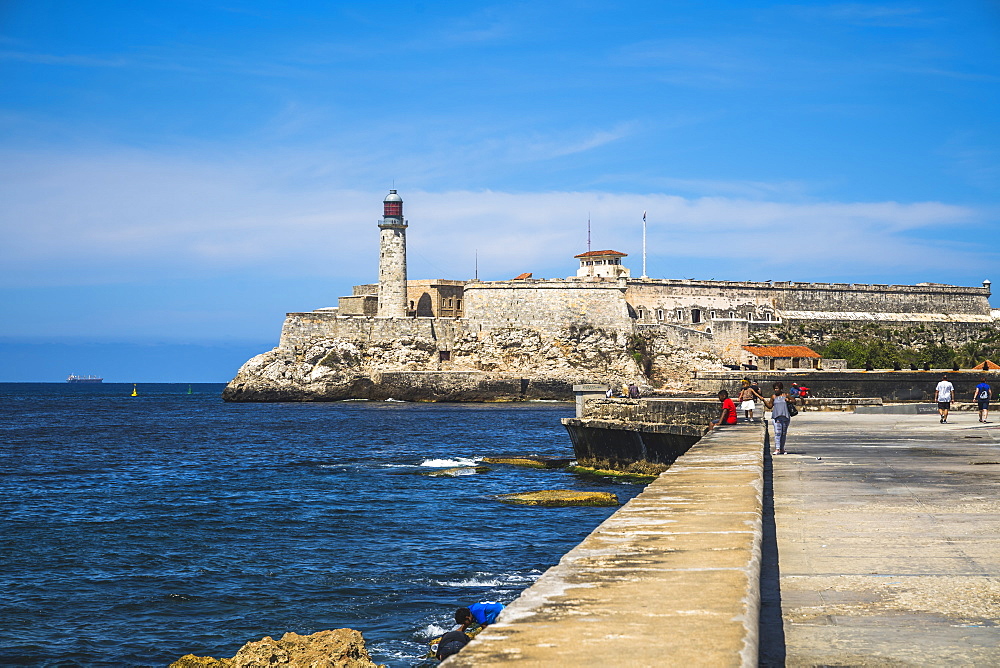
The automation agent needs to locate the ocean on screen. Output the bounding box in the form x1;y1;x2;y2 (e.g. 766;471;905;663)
0;383;645;667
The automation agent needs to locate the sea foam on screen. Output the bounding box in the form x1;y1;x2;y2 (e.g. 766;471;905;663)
419;457;478;467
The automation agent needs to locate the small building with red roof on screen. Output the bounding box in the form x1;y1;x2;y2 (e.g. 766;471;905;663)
743;345;823;370
574;250;630;279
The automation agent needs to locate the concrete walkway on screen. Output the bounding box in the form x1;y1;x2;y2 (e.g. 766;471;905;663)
760;411;1000;666
447;424;764;667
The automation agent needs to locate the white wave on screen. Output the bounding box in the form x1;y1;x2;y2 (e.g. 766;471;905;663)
421;623;451;638
420;457;478;468
437;577;502;587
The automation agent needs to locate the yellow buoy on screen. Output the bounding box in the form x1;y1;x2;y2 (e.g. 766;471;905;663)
131;384;138;397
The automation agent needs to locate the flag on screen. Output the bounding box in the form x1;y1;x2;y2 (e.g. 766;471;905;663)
642;210;646;222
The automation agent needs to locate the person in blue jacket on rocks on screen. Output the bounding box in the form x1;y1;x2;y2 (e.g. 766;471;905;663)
456;601;505;630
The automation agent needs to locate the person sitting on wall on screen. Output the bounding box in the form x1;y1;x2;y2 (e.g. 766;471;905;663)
710;390;739;430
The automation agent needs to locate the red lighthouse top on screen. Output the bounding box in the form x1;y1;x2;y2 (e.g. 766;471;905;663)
383;189;403;218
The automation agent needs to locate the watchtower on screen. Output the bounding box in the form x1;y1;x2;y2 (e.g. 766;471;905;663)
574;250;630;278
377;189;408;318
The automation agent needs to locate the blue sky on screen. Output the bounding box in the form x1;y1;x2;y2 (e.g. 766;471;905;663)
1;1;998;381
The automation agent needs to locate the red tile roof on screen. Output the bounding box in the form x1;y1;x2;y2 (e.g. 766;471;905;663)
512;272;532;280
743;345;821;358
973;359;1000;370
574;250;628;258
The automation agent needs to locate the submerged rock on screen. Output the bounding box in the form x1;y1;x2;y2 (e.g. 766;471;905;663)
426;466;492;476
494;490;619;507
565;465;659;483
170;629;384;668
482;456;573;469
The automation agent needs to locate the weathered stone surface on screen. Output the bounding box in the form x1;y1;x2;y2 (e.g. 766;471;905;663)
763;412;1000;666
170;629;383;668
171;657;230;668
695;369;1000;402
446;424;764;667
493;490;619;507
223;321;672;402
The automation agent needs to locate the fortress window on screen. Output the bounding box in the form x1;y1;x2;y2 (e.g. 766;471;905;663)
676;309;683;320
729;311;735;319
710;311;717;319
456;299;462;309
409;300;415;310
765;313;773;321
746;313;753;321
657;309;664;320
637;309;645;319
439;351;451;362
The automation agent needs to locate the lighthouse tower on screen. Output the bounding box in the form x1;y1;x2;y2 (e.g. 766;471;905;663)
377;189;408;318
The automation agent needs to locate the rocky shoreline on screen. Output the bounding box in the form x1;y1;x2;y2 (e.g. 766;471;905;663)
170;629;383;668
222;327;724;403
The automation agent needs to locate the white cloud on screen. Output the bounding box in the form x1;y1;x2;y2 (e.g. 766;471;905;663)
0;147;991;289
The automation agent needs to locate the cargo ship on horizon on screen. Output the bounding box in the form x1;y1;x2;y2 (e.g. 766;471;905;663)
67;374;103;383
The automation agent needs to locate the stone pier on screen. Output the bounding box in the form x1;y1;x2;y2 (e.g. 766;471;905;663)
446;409;1000;666
446;422;765;667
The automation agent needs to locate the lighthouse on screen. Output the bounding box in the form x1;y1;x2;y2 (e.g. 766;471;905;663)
377;189;408;318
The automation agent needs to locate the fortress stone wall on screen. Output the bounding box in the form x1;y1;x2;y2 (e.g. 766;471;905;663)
625;279;992;327
278;275;994;370
463;278;632;334
224;191;996;402
278;312;463;353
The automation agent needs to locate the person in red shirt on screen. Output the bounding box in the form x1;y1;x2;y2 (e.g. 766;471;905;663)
710;390;739;429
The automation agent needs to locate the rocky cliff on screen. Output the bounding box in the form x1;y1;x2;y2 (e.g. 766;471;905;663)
223;324;725;402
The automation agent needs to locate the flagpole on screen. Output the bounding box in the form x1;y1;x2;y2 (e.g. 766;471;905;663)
641;210;647;279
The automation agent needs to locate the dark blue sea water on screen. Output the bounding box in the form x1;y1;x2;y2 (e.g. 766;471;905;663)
0;383;645;667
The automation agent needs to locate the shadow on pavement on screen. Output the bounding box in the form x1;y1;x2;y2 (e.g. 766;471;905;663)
758;426;786;666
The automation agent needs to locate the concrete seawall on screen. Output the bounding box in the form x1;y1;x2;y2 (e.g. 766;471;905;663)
695;370;1000;402
562;397;715;466
446;422;765;667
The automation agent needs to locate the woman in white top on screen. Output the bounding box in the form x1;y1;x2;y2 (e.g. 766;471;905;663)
763;381;796;455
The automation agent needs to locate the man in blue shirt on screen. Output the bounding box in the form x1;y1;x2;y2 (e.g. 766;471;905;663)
974;376;992;423
456;601;505;629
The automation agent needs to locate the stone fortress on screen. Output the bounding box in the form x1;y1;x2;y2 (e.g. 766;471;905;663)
223;190;997;401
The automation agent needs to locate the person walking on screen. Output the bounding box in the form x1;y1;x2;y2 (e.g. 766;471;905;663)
737;379;761;422
973;376;992;423
934;374;955;424
763;382;795;454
